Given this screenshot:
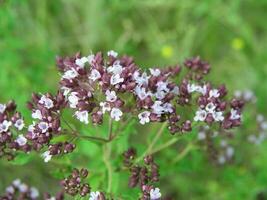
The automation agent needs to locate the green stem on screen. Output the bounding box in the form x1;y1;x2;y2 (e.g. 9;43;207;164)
172;143;195;164
136;122;167;162
150;137;180;155
103;118;113;193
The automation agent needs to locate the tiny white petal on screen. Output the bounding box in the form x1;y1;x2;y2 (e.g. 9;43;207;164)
15;119;25;130
0;104;6;113
75;111;89;124
107;50;118;58
89;191;100;200
110;74;124;85
149;68;161;77
32;110;42;120
62;69;78;80
30;187;39;198
89;69;101;81
138;111;150;125
194;110;207;122
105;90;117;102
42;151;52;162
15;134;27;146
110;108;123;121
38;122;49;133
75;57;88;68
150;188;162;200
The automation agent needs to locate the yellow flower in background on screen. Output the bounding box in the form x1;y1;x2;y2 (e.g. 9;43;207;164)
231;37;244;50
161;45;173;58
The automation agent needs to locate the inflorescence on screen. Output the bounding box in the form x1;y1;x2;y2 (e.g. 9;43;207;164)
0;50;248;199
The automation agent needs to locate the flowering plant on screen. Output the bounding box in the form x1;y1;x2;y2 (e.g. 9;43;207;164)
0;51;246;199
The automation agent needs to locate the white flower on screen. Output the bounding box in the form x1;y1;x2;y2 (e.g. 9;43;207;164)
6;186;15;194
220;140;227;147
134;71;150;86
187;83;199;93
226;146;234;158
218;155;226;164
62;69;78;80
0;120;12;133
38;122;49;133
138;111;150;125
42;151;52;162
87;54;95;65
105;90;117;102
30;187;39;198
110;108;123;121
155;90;166;100
194;110;207;121
198;131;206;140
32;110;42;120
149;68;161;77
68;92;79;108
61;87;71;96
157;81;169;93
75;57;88;68
256;115;264;123
212;111;224;122
196;85;207;95
209;89;220;98
89;191;100;200
205;102;216;113
135;86;150;100
110;74;124;85
14;119;25;130
107;63;123;75
15;135;27;146
243;90;254;101
89;69;101;81
47;197;56;200
18;183;28;193
230;109;241;120
75;111;89;124
150;188;162;200
100;102;111;114
171;86;180;95
151;101;164;115
163;103;173;113
107;50;118;58
39;95;54;109
0;104;6;113
13;179;21;187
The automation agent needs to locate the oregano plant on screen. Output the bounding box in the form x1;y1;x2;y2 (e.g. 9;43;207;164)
0;51;246;199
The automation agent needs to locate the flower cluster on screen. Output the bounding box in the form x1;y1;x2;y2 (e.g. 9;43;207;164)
26;92;75;162
0;101;29;160
0;179;39;200
55;51;243;136
60;168;106;200
123;149;161;200
248;114;267;145
197;126;235;165
60;168;90;197
1;179;64;200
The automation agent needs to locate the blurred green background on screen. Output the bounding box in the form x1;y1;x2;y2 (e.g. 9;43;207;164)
0;0;267;199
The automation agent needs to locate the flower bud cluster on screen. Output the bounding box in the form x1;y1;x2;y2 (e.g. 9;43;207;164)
60;168;106;200
0;101;28;160
60;168;90;197
123;149;161;200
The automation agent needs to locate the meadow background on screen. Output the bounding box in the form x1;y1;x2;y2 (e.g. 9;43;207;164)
0;0;267;199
